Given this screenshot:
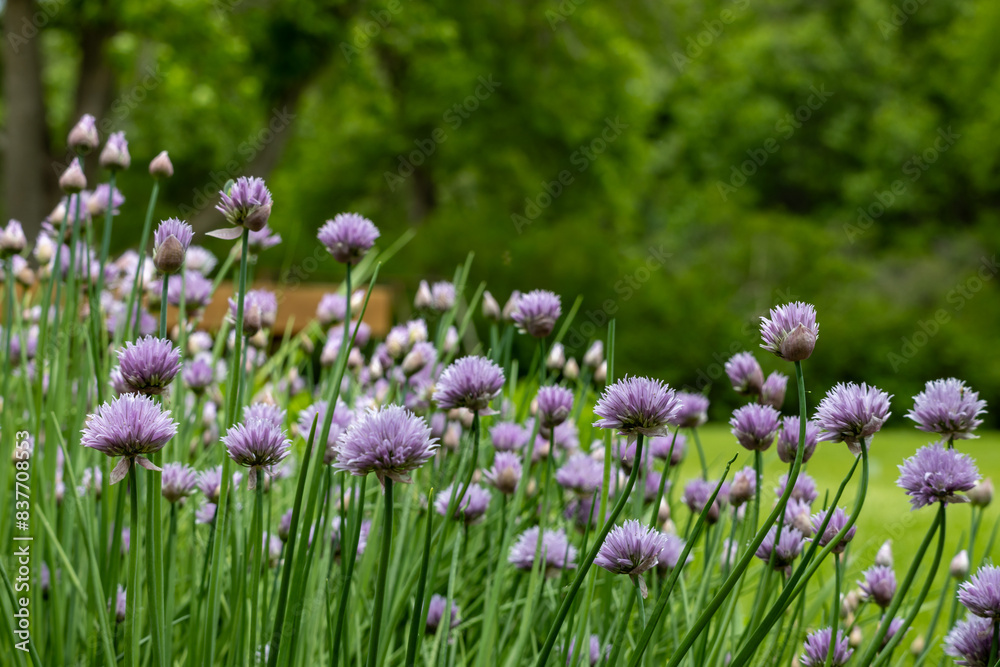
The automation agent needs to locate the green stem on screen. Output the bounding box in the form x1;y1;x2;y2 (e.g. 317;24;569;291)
988;621;998;667
534;434;646;667
125;464;140;667
366;479;394;667
605;587;637;667
97;171;116;294
159;274;169;338
330;474;369;667
164;503;178;665
825;554;842;667
691;426;708;479
126;181;160;339
404;490;435;667
249;479;265;665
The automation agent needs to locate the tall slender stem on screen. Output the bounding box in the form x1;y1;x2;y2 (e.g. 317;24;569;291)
330;474;369;667
249;480;265;665
127;181;160;339
366;479;394;667
125;465;140;667
404;491;435;667
825;554;842;667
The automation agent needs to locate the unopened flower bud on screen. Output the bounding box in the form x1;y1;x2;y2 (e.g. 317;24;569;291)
153;236;185;275
967;477;992;507
849;627;862;648
244;203;271;232
779;324;816;362
402;347;428;376
149;151;174;179
443;423;461;451
0;219;27;256
414;280;432;310
347;347;364;371
501;291;521;322
875;540;893;567
243;304;263;337
594;360;607;384
658;498;671;524
482;290;501;321
249;329;269;350
546;342;566;371
563;358;579;381
583;340;603;369
99;132;131;171
59;159;87;193
842;589;860;618
68;114;99;153
950;550;969;580
443;326;459;355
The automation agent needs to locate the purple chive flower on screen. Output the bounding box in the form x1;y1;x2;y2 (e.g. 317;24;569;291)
776;472;818;504
86;184;125;218
729;403;781;452
161;463;197;503
430;281;456;312
316;293;348;325
776;416;819;464
298;401;354;464
248;224;282;252
897;443;979;509
536;385;573;431
508;527;577;574
0;219;27;257
425;594;460;634
755;526;805;574
859;565;896;609
81;393;177;484
511;289;561;338
656;533;688;571
880;617;907;648
649;433;686;465
196;502;217;525
153;218;194;275
213;176;272;236
333;405;437;486
68;114;99;153
278;508;294;542
432;356;505;415
566;635;603;666
728;466;757;507
814;382;892;454
725;352;764;397
185;247;217;275
958;565;1000;619
682;479;722;524
100;131;131;171
114;586;127;624
669;392;709;428
906;378;987;442
317;213;380;265
800;628;852;667
182;354;215;394
594;519;668;597
945;615;994;666
483;452;522;495
167;271;213;311
402;341;436;377
555;453;604;495
593;376;681;440
116;336;181;395
760;302;819;362
243;402;286;428
811;507;856;554
222;418;291;489
760;372;788;409
783;498;815;536
435;484;491;524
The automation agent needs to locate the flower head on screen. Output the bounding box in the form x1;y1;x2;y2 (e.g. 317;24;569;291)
511;289;561;338
593;376;681;440
425;594;460;634
906;378;987;442
153;218;194;275
298;401;353;464
508;527;576;574
555;453;603;495
682;478;722;524
859;565;896;609
776;416;819;464
248;225;282;252
333;405;437;486
776;472;818;504
814;382;892;454
800;628;852;667
0;219;27;257
116;336;181;395
81;394;177;483
725;352;764;396
213;176;272;237
811;507;856;554
958;565;1000;619
68;114;99;153
100;132;131;171
755;526;805;574
536;385;573;431
182;354;215;394
435;484;491;524
728;466;757;507
670;392;708;429
161;463;197;503
594;519;668;597
489;422;529;451
316;293;348;325
656;533;688;571
432;356;505;414
566;635;603;667
483;452;522;495
222;418;291;489
649;432;686;465
897;443;979;509
945;615;994;666
760;371;788;409
730;404;781;452
760;302;819;362
149;151;173;179
317;213;379;265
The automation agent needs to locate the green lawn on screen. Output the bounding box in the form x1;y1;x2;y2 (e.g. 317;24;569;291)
684;425;998;654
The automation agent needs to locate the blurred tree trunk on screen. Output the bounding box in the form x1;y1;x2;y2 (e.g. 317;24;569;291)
3;0;51;238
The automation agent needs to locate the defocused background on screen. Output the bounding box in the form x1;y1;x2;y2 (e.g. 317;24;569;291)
2;0;999;424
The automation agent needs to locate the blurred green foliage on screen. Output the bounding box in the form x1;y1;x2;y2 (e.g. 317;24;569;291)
12;0;1000;423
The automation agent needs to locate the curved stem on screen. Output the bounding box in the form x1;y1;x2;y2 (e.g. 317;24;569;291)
366;479;394;667
535;434;646;667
